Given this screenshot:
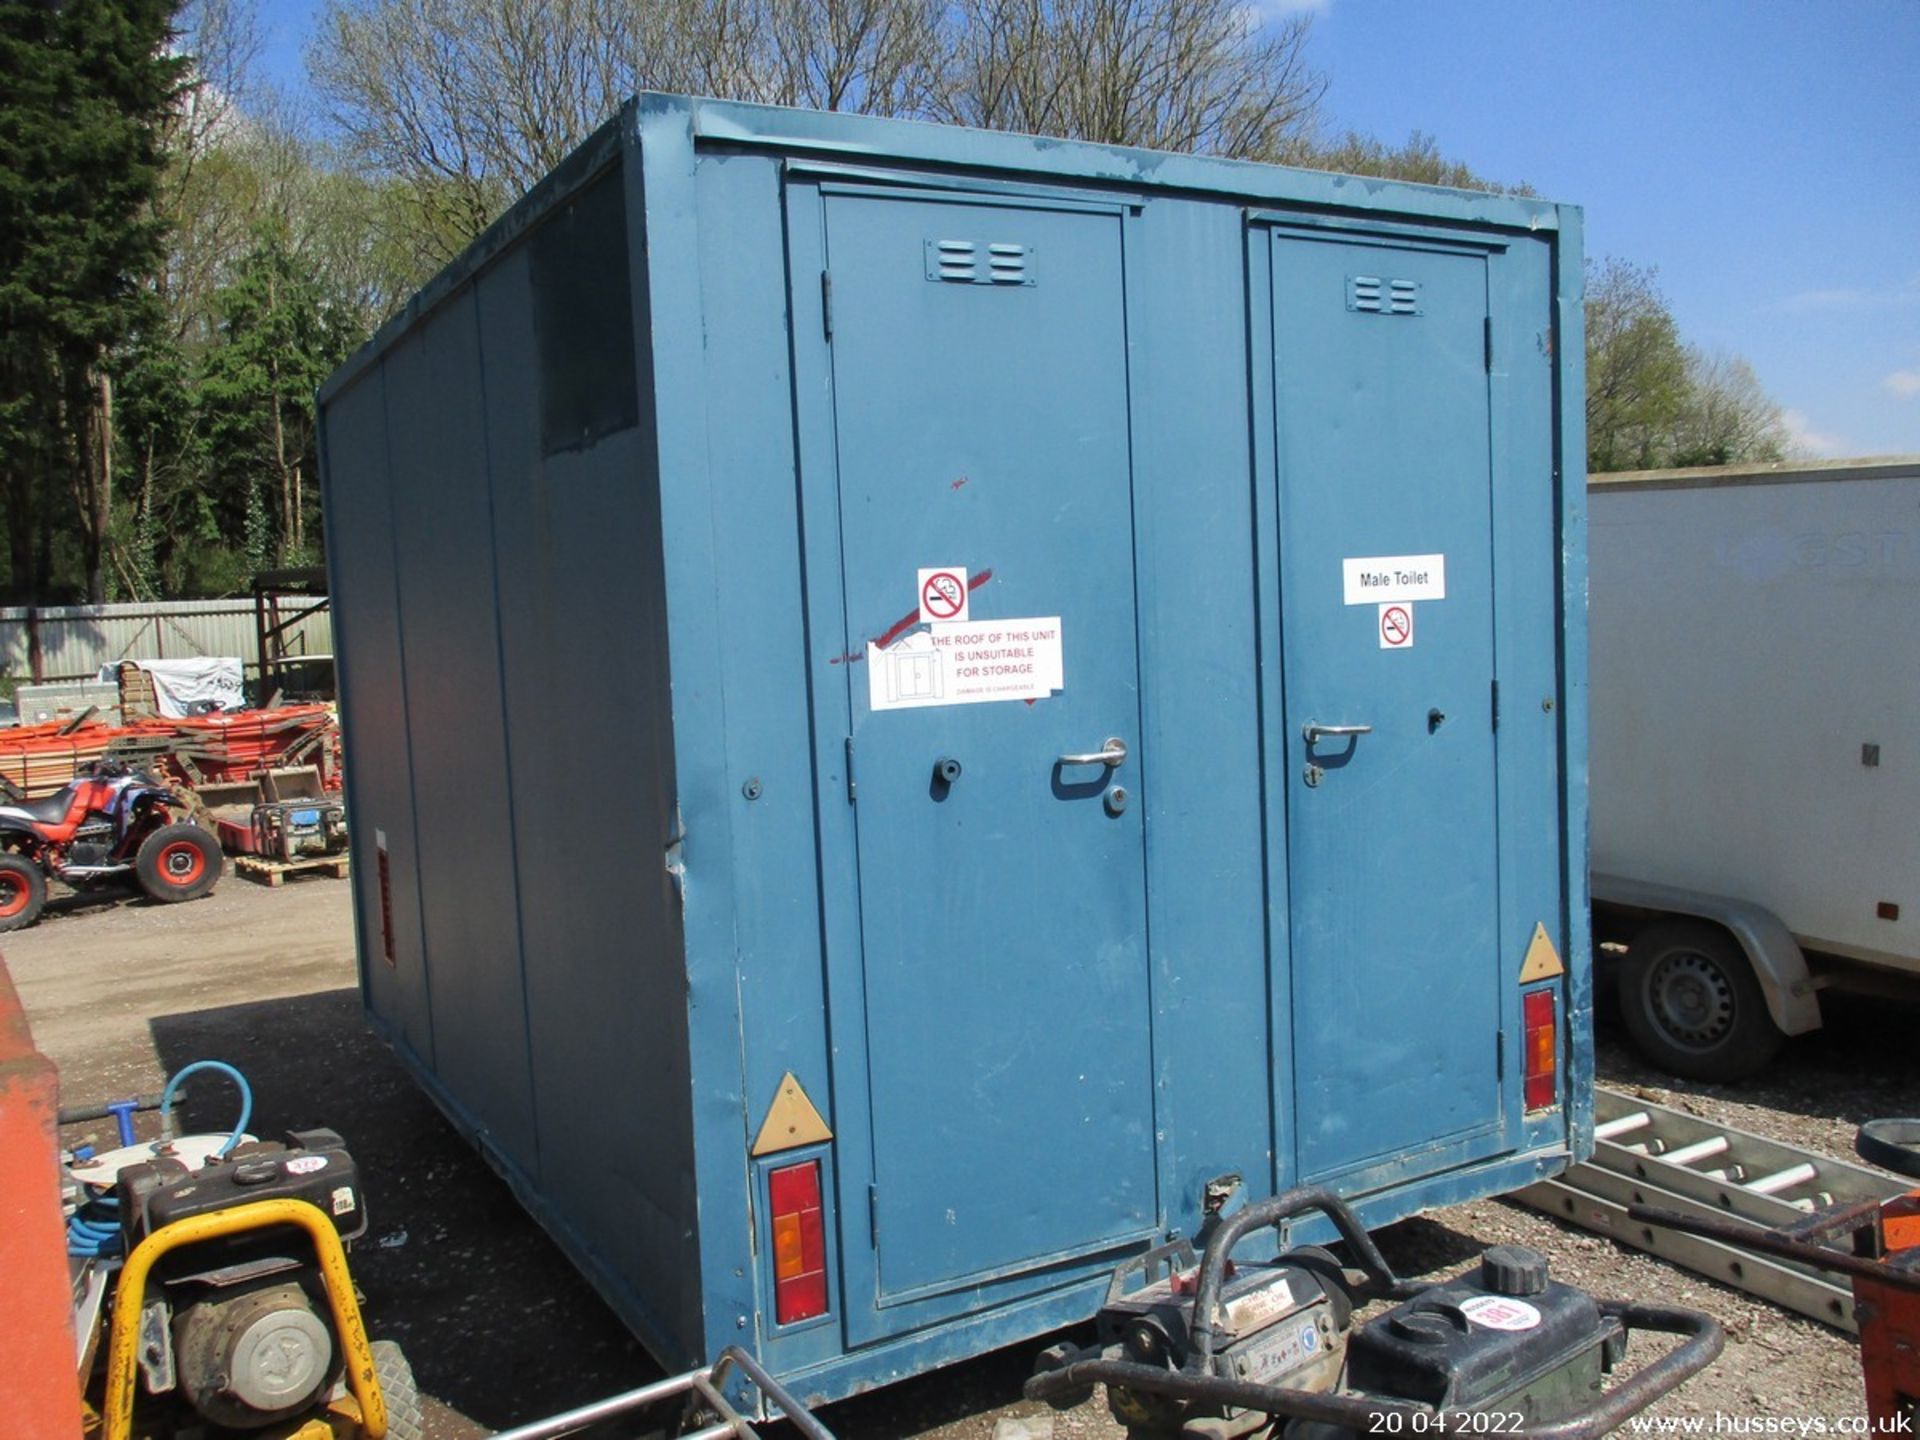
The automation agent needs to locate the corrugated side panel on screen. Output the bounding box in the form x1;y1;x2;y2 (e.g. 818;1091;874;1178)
382;299;540;1177
0;600;332;685
320;153;703;1367
320;371;435;1067
473;185;704;1362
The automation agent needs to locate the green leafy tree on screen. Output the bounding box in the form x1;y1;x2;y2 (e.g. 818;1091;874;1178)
0;0;186;602
1586;260;1787;473
1585;259;1690;473
194;221;362;571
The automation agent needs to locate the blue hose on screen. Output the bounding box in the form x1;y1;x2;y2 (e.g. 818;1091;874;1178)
158;1059;253;1158
67;1194;123;1256
68;1061;254;1257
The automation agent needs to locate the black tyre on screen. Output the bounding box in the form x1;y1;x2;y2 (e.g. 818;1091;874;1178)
1856;1119;1920;1179
1618;920;1785;1081
0;853;46;931
371;1339;425;1440
134;822;222;903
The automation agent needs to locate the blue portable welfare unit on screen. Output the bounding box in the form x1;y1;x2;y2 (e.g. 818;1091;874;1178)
317;94;1591;1408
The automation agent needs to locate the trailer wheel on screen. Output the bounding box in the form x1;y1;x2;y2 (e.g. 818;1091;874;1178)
0;854;45;931
1618;920;1785;1081
370;1340;425;1440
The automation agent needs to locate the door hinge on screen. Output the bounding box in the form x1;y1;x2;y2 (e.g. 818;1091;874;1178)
1484;315;1494;371
1491;680;1500;731
1496;1030;1506;1081
868;1183;879;1244
844;735;856;803
821;270;834;341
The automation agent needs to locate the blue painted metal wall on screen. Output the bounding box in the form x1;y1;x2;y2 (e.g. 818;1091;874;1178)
320;94;1590;1410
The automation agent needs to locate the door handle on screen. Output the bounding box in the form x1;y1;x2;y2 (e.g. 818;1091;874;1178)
1058;737;1127;767
1303;722;1372;745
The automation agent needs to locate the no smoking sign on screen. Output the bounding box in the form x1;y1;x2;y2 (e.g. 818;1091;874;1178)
1378;603;1414;650
919;567;970;623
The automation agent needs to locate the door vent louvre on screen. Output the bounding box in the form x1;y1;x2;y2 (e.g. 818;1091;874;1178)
1348;275;1421;315
926;239;1035;286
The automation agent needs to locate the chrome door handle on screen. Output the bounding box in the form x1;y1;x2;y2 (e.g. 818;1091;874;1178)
1303;722;1372;744
1059;737;1127;767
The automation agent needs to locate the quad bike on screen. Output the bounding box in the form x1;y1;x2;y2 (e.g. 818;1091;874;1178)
0;758;221;930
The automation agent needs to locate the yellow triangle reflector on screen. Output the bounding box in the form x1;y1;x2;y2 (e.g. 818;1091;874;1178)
1519;922;1565;983
751;1072;833;1157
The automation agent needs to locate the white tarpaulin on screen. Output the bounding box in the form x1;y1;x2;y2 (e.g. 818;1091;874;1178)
101;657;247;718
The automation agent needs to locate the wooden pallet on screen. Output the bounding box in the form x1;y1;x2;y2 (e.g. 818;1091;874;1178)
233;853;350;887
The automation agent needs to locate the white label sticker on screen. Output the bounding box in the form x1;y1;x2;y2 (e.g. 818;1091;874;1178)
285;1155;328;1176
1378;603;1414;650
1222;1277;1296;1333
917;568;970;624
1460;1295;1543;1332
1343;553;1446;605
868;617;1063;711
330;1185;358;1217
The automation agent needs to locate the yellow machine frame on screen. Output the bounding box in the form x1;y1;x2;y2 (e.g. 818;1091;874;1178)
97;1197;386;1440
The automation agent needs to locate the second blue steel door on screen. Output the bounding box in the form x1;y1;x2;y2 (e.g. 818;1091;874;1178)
1267;230;1509;1187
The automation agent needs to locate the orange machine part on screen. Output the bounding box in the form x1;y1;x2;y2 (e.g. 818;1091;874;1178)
1854;1190;1920;1426
0;957;86;1438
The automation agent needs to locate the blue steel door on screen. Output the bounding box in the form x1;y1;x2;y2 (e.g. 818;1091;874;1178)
1265;230;1510;1188
808;189;1158;1334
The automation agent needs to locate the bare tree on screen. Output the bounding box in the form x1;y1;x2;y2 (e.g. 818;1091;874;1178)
1669;349;1787;468
158;0;268;349
933;0;1323;155
309;0;1324;259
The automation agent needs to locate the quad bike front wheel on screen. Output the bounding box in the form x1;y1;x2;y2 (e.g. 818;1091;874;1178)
0;853;46;931
135;823;222;904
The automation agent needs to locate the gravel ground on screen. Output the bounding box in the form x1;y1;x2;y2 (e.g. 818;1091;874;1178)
8;877;1918;1436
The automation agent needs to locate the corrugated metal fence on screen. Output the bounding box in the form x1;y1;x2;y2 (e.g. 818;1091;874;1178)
0;599;334;687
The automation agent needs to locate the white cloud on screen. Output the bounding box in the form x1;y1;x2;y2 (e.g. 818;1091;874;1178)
1779;275;1920;313
1885;369;1920;399
1780;408;1851;458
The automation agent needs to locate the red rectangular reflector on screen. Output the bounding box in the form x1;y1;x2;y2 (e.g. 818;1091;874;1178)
377;841;395;967
1523;989;1557;1112
769;1160;828;1326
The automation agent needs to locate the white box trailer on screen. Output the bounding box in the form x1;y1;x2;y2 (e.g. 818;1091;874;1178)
1589;456;1920;1079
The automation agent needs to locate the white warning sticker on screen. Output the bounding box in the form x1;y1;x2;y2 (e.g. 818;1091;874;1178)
1459;1295;1543;1332
917;568;970;623
1343;553;1446;605
868;617;1063;711
1378;602;1414;650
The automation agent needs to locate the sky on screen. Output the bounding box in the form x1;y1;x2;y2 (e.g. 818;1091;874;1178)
260;0;1920;458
